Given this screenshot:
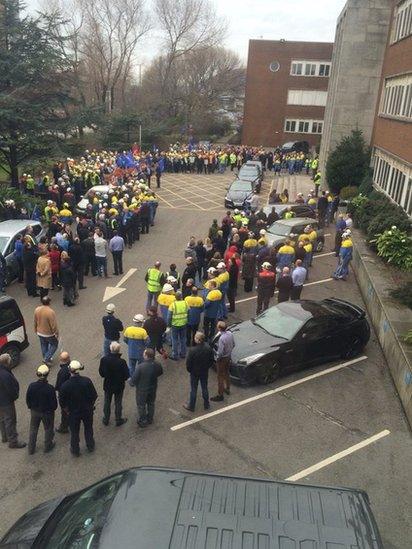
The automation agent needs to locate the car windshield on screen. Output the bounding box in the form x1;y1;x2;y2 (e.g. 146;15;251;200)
239;167;257;174
0;236;10;254
253;307;306;340
267;222;291;236
38;473;125;549
230;181;252;192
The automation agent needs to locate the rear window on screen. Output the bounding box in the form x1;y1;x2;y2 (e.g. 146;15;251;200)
0;305;19;329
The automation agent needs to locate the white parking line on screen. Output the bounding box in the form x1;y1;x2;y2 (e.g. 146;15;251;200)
170;356;367;431
285;430;390;481
235;277;334;304
314;252;335;259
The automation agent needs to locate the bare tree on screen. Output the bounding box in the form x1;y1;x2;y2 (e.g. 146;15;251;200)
79;0;151;112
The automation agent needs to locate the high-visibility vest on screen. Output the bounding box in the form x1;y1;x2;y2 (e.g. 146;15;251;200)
146;268;162;293
170;300;188;327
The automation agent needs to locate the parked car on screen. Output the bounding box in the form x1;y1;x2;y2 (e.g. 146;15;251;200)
245;159;264;173
224;179;255;209
0;220;45;284
213;299;370;385
263;203;316;220
237;163;263;192
281;140;310;153
76;185;111;214
0;295;29;367
0;466;383;548
266;217;324;251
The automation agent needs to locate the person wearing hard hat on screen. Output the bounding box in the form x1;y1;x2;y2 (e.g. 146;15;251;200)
102;303;124;357
168;291;189;360
145;261;165;311
333;231;353;281
59;360;98;457
184;286;205;347
123;314;149;377
99;341;129;427
26;364;58;455
256;262;276;315
203;280;222;342
157;283;176;322
215;262;229;320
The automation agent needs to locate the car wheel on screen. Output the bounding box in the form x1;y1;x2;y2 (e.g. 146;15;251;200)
315;240;324;252
257;361;280;385
342;338;363;360
3;344;21;368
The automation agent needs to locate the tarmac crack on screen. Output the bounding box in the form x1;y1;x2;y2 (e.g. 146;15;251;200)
279;391;369;437
187;421;282;480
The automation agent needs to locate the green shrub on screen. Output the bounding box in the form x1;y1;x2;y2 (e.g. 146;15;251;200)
326;129;370;194
403;330;412;344
372;227;412;271
390;283;412;310
358;170;373;196
340;186;359;200
0;185;45;219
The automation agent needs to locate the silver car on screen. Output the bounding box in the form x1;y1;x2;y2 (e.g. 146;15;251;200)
0;220;45;283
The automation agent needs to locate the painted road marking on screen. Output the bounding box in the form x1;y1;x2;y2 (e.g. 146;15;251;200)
170;356;368;431
103;268;137;302
235;277;334;305
314;252;335;259
164;181;223;207
285;430;390;481
156;194;177;209
159;185;207;210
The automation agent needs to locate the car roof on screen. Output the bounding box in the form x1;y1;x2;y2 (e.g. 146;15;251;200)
89;467;383;548
272;217;316;226
231;179;253;186
0;220;40;236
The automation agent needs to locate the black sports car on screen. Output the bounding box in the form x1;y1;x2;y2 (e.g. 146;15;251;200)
214;299;370;385
224;179;255;209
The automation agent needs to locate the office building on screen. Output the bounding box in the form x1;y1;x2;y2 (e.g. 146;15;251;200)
242;40;333;149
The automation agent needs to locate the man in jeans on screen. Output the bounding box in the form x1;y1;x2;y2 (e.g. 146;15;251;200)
94;229;108;278
0;354;26;449
26;364;57;454
109;230;125;276
211;321;235;402
34;296;59;366
183;331;214;412
167;291;189;360
99;342;129;426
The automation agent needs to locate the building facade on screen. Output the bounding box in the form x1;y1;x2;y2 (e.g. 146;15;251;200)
319;0;392;174
371;0;412;216
242;40;333;149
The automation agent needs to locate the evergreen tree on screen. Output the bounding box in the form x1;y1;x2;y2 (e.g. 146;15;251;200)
0;0;74;185
326;129;370;194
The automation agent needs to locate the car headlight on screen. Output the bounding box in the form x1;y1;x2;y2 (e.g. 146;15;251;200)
238;353;265;365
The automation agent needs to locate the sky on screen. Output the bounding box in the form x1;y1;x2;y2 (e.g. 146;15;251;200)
25;0;347;61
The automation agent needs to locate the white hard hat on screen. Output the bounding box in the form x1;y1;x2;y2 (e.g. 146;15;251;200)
162;283;174;293
133;314;145;323
262;262;272;269
106;303;116;313
259;229;266;235
69;360;83;373
217;262;226;269
234;209;240;214
166;276;177;283
207;267;217;274
345;229;352;235
37;364;49;376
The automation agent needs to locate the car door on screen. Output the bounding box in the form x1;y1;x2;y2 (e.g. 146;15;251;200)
296;318;339;368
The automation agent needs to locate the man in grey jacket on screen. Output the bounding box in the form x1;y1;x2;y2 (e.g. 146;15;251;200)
130;348;163;428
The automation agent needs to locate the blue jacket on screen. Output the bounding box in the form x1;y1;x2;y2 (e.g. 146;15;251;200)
204;289;222;319
185;296;204;326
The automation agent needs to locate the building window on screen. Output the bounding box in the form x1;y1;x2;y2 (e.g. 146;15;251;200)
373;149;412;216
284;119;324;134
290;60;331;77
287;90;328;106
380;74;412;120
391;0;412;43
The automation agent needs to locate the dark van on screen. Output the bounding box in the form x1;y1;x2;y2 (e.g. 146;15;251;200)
0;467;384;548
0;295;29;367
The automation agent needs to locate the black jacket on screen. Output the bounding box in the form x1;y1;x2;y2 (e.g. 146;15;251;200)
59;375;98;414
144;316;167;338
228;262;239;290
55;363;71;393
99;353;129;393
276;275;293;301
130;360;163;391
317;196;328;215
60;261;76;288
81;237;96;256
102;314;124;340
68;242;84;267
0;365;19;406
181;264;197;287
26;380;58;413
186;343;214;377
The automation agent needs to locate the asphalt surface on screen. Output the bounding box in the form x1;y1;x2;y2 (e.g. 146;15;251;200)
0;171;411;548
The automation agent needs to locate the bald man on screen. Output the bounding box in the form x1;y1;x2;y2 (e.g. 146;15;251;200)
55;351;71;433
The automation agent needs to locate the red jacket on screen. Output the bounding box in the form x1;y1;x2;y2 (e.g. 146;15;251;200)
257;270;276;294
49;249;61;274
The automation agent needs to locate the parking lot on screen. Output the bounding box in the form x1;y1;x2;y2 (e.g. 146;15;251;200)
0;171;410;547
